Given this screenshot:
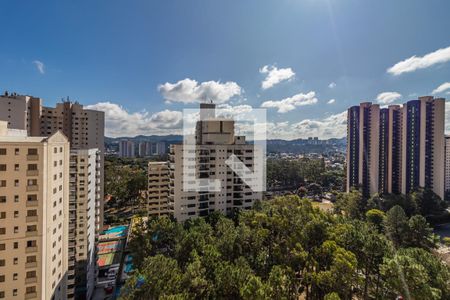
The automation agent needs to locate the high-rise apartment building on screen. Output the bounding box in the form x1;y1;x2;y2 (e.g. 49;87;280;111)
347;96;445;199
401;97;445;199
378;105;403;194
147;162;171;216
346;102;380;197
69;149;101;299
0;93;105;299
118;140;135;158
0;121;69;300
0;93;105;227
445;136;450;200
169;103;262;222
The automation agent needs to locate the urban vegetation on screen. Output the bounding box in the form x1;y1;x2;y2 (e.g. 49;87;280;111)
120;195;450;300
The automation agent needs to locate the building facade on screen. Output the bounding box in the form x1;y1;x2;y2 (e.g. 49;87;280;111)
69;149;101;299
347;96;445;199
169;103;262;222
118;140;135;158
346;102;380;197
445;136;450;201
0;121;70;300
147;162;171;216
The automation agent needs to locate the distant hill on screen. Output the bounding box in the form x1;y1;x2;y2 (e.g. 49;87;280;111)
105;135;346;154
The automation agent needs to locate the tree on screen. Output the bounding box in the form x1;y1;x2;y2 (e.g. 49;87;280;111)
120;255;184;299
366;209;385;230
406;215;435;250
335;189;365;219
380;248;450;300
384;205;408;247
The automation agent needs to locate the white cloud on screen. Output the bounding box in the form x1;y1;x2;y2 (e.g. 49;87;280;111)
432;82;450;95
85;102;182;137
261;111;347;139
33;60;45;74
261;91;318;113
376;92;402;104
328;82;336;89
327;99;336;104
387;46;450;75
259;65;295;90
158;78;241;104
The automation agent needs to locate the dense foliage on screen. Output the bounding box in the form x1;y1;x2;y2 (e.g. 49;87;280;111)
120;195;449;300
267;158;344;193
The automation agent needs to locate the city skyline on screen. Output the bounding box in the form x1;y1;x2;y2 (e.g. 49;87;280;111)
1;1;449;139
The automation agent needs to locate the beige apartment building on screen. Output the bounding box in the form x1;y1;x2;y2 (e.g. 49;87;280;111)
0;121;69;300
169;103;262;222
0;92;105;228
147;162;171;216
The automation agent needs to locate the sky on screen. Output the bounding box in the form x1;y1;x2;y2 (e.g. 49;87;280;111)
1;0;450;139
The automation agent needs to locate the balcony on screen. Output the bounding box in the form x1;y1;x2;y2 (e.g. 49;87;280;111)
26;230;38;237
25;292;37;299
27;170;39;176
25;262;37;268
27;155;39;161
25;246;37;253
27;185;39;192
26;201;38;207
26;216;38;222
25;277;37;284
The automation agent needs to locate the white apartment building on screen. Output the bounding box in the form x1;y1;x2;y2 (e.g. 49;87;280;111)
169;103;262;222
0;121;69;300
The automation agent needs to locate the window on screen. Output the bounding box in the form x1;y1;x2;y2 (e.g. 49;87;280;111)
0;149;6;155
27;209;37;217
0;165;6;171
13;273;17;280
14;180;19;187
0;291;4;298
26;286;36;294
26;271;36;279
0;275;4;282
26;256;36;263
13;258;18;265
0;260;4;267
0;228;5;235
26;240;36;248
14;164;19;171
14;148;19;155
0;213;5;219
0;244;4;251
27;149;37;155
0;181;5;187
13;226;18;234
14;195;18;203
13;289;17;296
13;242;18;249
0;197;5;203
14;211;18;218
27;164;37;171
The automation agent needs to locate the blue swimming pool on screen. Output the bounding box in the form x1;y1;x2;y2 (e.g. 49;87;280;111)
103;225;128;236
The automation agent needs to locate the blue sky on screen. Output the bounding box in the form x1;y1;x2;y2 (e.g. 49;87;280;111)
1;0;450;138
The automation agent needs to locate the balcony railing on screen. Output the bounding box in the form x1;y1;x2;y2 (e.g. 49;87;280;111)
26;155;39;161
26;216;38;222
26;170;39;176
26;185;39;192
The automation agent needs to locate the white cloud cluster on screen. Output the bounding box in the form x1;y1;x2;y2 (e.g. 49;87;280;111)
259;65;295;90
432;82;450;95
327;99;336;104
158;78;241;104
261;91;318;113
387;46;450;75
376;92;402;104
33;60;45;74
328;82;336;89
85;102;182;137
263;111;347;139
